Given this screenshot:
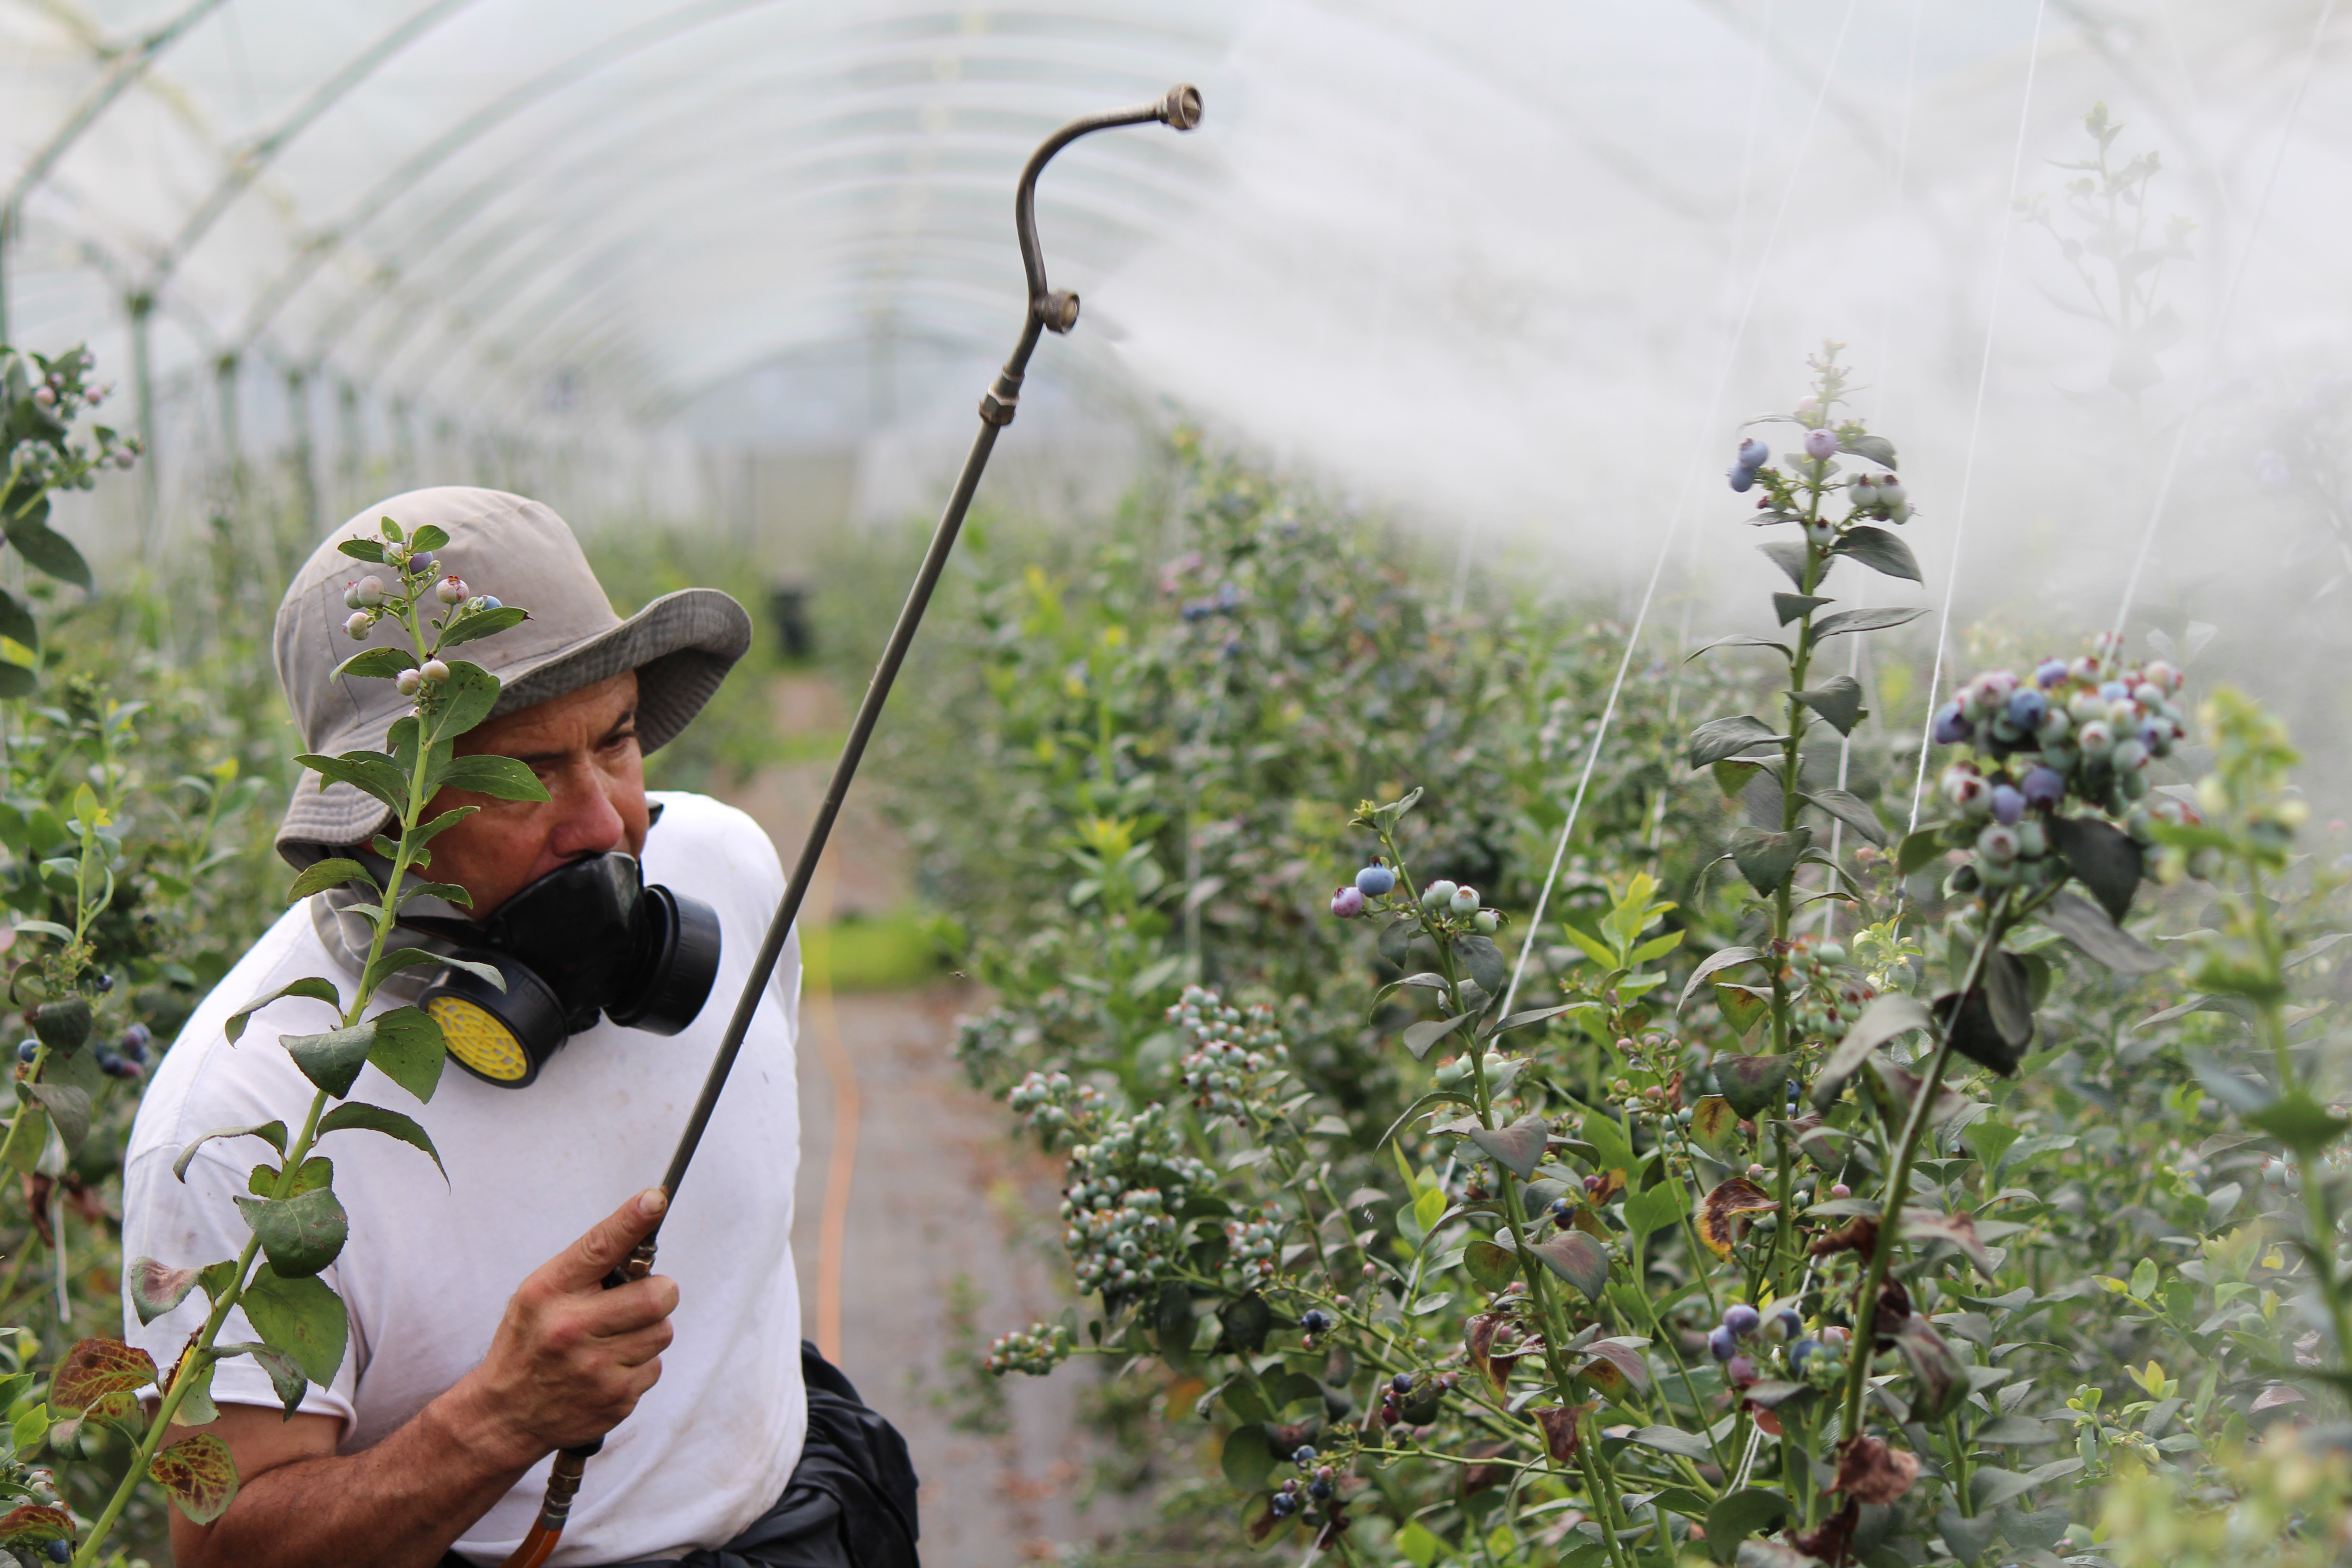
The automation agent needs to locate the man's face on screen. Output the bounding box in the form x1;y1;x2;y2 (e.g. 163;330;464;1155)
424;671;650;918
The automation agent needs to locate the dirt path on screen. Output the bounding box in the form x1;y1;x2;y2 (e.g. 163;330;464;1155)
722;675;1141;1563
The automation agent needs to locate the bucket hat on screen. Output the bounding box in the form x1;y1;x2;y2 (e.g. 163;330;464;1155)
274;486;752;866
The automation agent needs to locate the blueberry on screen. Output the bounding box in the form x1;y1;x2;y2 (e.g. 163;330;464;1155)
1931;702;1973;746
1392;1372;1414;1393
1707;1324;1738;1361
1330;886;1367;919
480;596;503;612
2035;658;2068;689
1269;1493;1298;1519
1765;1307;1803;1343
1548;1196;1571;1218
1355;864;1396;897
1729;465;1758;493
1300;1310;1332;1335
1422;879;1458;909
1990;784;2024;826
2099;681;2129;702
1727;1354;1756;1384
2021;766;2065;808
1738;437;1770;468
1448;885;1480;916
1977;823;2021;863
93;973;113;994
1723;1303;1761;1338
1293;1445;1318;1467
93;1049;120;1074
1308;1479;1333;1500
13;1040;32;1065
1803;428;1839;460
2005;689;2047;732
45;1543;69;1564
122;1022;152;1053
1789;1338;1821;1375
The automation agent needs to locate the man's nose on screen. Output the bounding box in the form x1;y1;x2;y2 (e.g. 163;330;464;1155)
543;761;627;859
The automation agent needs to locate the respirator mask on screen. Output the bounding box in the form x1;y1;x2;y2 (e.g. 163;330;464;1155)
411;853;722;1088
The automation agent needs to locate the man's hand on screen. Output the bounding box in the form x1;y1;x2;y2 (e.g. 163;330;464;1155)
170;1188;681;1568
453;1187;680;1465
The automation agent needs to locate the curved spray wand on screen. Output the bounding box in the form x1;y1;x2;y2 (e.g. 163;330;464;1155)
496;83;1204;1568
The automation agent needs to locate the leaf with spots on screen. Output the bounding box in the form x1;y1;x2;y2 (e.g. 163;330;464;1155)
1698;1177;1779;1259
149;1432;240;1524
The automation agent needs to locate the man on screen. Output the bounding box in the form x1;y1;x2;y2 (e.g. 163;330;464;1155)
118;487;917;1568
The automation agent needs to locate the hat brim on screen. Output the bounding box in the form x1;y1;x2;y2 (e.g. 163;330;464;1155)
277;586;752;864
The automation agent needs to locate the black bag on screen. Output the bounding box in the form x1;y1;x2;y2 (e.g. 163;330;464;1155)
456;1344;921;1568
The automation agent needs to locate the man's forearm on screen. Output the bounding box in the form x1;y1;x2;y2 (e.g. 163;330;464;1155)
176;1384;540;1568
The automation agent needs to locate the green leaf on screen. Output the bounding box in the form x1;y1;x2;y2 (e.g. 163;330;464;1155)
431;661;500;740
240;1266;348;1385
433;753;551;802
2047;814;2143;924
8;1403;48;1455
1833;524;1921;583
409;524;451;551
2038;889;2166;975
1624;1180;1685;1244
211;1342;307;1418
1843;432;1897;468
22;1083;88;1155
172;1120;289;1182
1690;1094;1740;1153
1793;677;1869;737
1466;1114;1549;1181
1626;1425;1713;1460
435;605;530;649
1713;1054;1792;1119
1730;826;1811;895
1688;715;1785;769
0;588;39;655
1464;1238;1518;1294
1401;1013;1473;1061
1773;593;1833;626
31;997;88;1056
234;1187;350;1278
149;1432;240;1524
5;519;90;589
1582;1114;1635;1176
2245;1090;2352;1154
329;647;417;681
1813;993;1932;1107
1706;1490;1790;1564
295;752;407;814
1679;946;1762;1010
1712;759;1763;799
413;805;478;845
1897;828;1945;876
379;516;405;542
1455;935;1507;993
287;858;374;902
1801;786;1884;844
317;1102;446;1181
366;1006;447;1104
225;977;343;1044
1758;539;1810;588
337;538;387;563
1814;606;1925;640
1221;1421;1273;1492
281;1020;377;1098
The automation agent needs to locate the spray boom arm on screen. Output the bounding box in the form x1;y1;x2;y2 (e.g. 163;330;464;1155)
495;83;1202;1568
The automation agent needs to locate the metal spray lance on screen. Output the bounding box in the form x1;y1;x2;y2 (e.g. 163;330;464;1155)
494;83;1204;1568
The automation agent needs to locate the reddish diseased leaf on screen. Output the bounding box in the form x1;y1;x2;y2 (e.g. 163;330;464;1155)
1788;1500;1856;1566
1699;1177;1779;1259
1713;1053;1793;1119
1831;1434;1920;1505
50;1337;157;1417
1459;1440;1513;1497
1587;1167;1627;1205
1808;1215;1879;1261
1901;1208;1995;1278
1690;1095;1740;1153
127;1256;204;1325
1466;1114;1549;1181
1578;1338;1650;1394
0;1504;71;1546
1534;1401;1596;1465
1527;1231;1611;1300
150;1432;240;1524
1466;1312;1507;1394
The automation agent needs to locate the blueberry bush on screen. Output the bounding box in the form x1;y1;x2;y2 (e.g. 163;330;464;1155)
909;364;2352;1568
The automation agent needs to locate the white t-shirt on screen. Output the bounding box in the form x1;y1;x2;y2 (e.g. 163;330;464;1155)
119;791;805;1567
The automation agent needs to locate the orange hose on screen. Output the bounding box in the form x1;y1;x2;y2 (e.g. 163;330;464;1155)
498;1522;557;1568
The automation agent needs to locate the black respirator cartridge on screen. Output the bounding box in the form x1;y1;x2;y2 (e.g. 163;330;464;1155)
415;853;721;1088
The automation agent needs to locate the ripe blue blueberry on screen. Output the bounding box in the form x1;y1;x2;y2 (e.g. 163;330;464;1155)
2099;681;2129;702
122;1022;152;1053
2035;658;2068;689
480;595;503;611
1738;438;1769;468
2005;689;2047;731
2021;766;2065;808
1707;1324;1738;1361
1931;702;1972;746
45;1544;70;1565
1729;465;1758;493
1723;1303;1761;1338
1269;1493;1298;1519
1300;1310;1333;1335
1803;428;1839;460
1392;1372;1414;1393
1788;1337;1822;1375
1330;886;1367;919
1293;1445;1318;1468
1308;1478;1333;1500
1990;784;2025;826
1765;1307;1803;1343
93;1049;120;1074
1355;863;1396;897
13;1040;33;1065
